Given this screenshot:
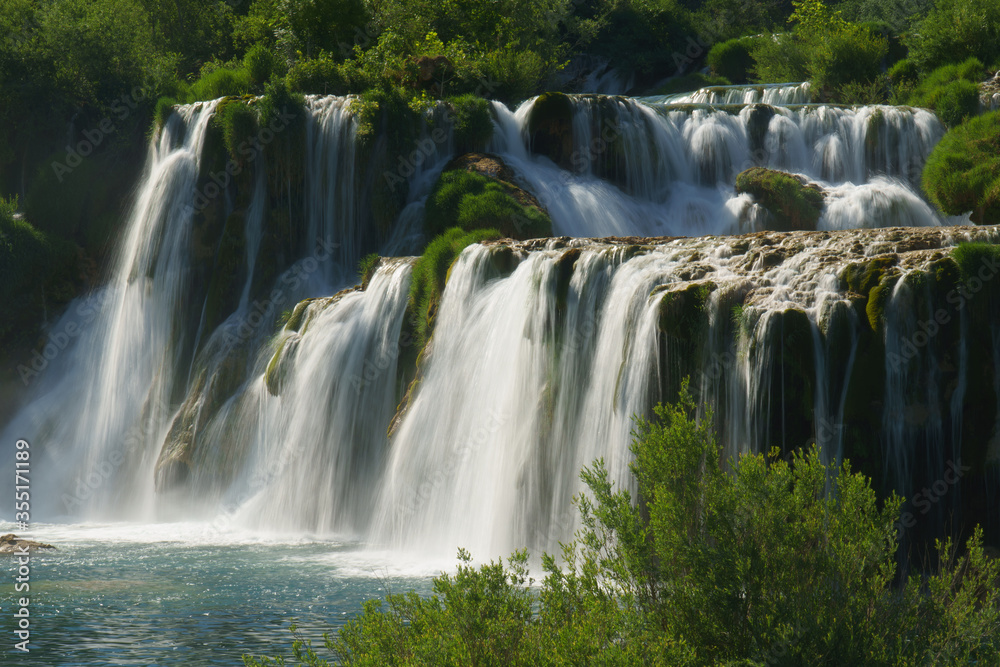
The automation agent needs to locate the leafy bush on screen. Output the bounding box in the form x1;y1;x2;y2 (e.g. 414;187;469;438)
478;46;551;104
244;381;1000;666
154;96;178;129
424;169;551;240
935;79;981;128
707;36;760;84
408;227;501;347
922;111;1000;223
908;58;987;126
215;101;259;159
285;53;351;95
188;66;252;101
446;94;493;153
751;0;888;99
244;43;279;89
357;253;380;289
905;0;1000;72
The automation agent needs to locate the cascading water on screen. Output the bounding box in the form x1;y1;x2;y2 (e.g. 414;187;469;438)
3;100;219;518
4;85;997;572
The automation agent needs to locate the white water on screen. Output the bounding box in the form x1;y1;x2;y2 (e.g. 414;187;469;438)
2;90;991;569
650;82;812;106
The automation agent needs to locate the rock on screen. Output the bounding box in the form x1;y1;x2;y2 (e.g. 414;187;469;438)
424;153;553;240
526;92;575;170
735;167;826;232
0;534;55;554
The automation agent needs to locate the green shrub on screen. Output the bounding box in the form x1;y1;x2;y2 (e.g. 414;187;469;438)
889;58;920;84
215;101;259;159
923;111;1000;223
751;32;810;84
952;242;1000;279
188;66;252;101
905;0;1000;72
357;252;380;289
478;46;550;104
244;381;1000;666
154;96;178;129
258;79;304;132
243;43;279;89
446;94;493;153
707;36;760;84
424;170;551;240
935;79;981;127
286;53;350;95
408;227;500;347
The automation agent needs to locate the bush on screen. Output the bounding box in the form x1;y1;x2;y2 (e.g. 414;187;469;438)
922;111;1000;223
446;94;493;153
188;66;252;101
905;0;1000;72
244;381;1000;666
215;101;259;159
408;227;501;347
154;96;178;129
424;169;551;240
285;53;351;95
707;36;759;84
909;58;987;126
243;43;279;89
478;46;550;104
935;79;981;127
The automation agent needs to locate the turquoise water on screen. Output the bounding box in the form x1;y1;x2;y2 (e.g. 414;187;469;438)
0;522;440;666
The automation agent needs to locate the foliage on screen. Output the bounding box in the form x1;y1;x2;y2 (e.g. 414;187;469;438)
244;382;1000;665
357;253;380;289
187;66;252;102
215;101;260;159
154;96;178;129
922;111;1000;223
952;242;1000;280
285;53;352;95
904;0;1000;73
244;43;280;90
751;0;887;100
424;170;551;240
0;196;80;340
707;36;761;84
907;58;987;126
446;94;493;153
408;227;501;348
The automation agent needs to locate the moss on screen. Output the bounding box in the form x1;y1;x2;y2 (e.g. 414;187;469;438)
447;94;494;154
213;99;259;161
424;157;551;240
526;92;574;169
155;96;178;130
202;210;247;335
952;242;1000;279
735;167;825;232
358;253;381;289
923;112;1000;223
284;299;313;333
841;256;899;295
657;281;715;341
408;227;502;348
866;274;901;334
264;335;296;397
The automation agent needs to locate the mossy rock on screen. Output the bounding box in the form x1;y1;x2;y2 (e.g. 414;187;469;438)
735;167;826;232
424;153;552;240
841;256;899;296
526;92;575;170
264;334;298;397
655;281;716;342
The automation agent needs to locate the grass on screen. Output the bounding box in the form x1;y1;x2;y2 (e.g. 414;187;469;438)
923;111;1000;222
424;170;551;240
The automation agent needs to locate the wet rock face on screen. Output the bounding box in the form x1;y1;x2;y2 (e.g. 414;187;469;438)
735;167;826;232
526;92;575;170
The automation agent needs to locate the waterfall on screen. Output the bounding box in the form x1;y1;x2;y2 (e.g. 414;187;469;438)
3;86;995;567
3;100;220;518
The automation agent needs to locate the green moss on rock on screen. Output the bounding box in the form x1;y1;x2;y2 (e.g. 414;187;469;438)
735;167;826;232
424;154;551;240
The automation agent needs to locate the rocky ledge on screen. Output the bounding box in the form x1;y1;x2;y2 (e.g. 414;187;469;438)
0;534;55;554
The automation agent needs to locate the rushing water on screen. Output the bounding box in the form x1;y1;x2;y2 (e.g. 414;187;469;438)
2;84;996;663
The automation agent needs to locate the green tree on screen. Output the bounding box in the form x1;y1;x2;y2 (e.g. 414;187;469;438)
905;0;1000;72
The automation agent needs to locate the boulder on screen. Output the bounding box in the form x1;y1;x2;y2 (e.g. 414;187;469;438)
0;534;55;554
735;167;826;232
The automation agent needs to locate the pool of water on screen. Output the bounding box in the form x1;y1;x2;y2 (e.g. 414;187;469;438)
0;522;444;666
